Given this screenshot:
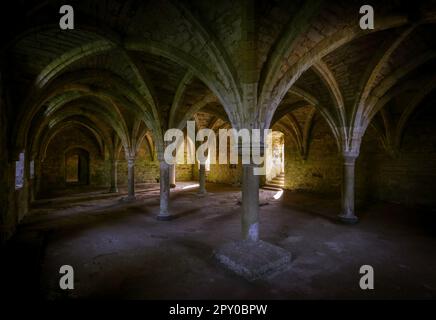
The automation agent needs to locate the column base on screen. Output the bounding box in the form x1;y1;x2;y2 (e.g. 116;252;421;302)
108;188;118;193
170;184;176;188
121;195;136;202
214;240;292;281
156;214;173;221
337;213;359;224
196;190;207;196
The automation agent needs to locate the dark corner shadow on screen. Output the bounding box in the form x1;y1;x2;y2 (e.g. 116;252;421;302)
32;191;123;208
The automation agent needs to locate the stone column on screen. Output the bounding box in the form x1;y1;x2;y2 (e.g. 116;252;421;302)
109;158;118;193
338;154;358;223
157;161;171;220
127;157;135;200
169;164;176;188
241;164;259;241
198;163;207;194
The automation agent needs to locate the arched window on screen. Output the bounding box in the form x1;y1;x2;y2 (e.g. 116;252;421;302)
15;151;25;189
65;148;89;185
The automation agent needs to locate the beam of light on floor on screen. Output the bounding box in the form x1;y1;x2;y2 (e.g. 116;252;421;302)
182;184;200;190
273;189;283;200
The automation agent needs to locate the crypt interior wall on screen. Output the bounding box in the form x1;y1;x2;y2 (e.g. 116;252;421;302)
1;0;436;249
281;105;436;207
40;126;108;195
362;101;436;207
40;128;196;195
283;115;342;196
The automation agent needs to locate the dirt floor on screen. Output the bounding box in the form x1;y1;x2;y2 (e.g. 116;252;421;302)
1;182;436;300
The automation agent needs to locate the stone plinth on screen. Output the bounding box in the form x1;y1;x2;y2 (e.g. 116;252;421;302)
214;240;292;281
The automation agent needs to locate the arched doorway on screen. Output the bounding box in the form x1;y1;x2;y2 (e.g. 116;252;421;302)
65;148;89;185
265;131;285;187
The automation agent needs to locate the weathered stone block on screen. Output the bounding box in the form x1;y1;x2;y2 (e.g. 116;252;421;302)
214;240;292;281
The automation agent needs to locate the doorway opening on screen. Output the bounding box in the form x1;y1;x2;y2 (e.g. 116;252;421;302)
265;131;285;189
65;148;89;185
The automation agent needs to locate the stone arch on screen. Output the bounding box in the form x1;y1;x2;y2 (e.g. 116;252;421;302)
260;15;410;129
16;79;141;154
38;119;105;163
124;40;241;128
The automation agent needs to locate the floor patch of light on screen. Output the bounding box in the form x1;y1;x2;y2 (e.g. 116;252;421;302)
273;189;283;199
182;184;199;190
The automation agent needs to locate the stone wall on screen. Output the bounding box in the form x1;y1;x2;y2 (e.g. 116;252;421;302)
117;145;159;185
362;103;436;206
126;139;196;184
280;115;371;205
199;163;243;186
40;126;108;194
0;78;13;243
281;105;436;207
117;160;160;184
40;127;195;194
191;140;243;186
175;164;194;181
0;78;30;243
283;117;342;195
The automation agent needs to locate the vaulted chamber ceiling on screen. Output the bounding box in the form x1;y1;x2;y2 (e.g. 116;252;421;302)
1;1;434;157
1;0;436;300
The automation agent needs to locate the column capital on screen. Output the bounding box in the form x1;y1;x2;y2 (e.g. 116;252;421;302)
124;149;136;162
127;157;135;164
341;151;359;164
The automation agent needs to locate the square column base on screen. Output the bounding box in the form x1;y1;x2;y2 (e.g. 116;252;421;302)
337;214;359;224
214;240;292;281
156;214;174;221
120;195;136;202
